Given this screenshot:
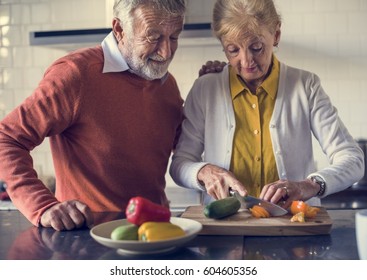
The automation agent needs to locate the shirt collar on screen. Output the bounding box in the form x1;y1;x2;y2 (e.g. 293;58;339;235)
101;31;129;73
230;55;280;100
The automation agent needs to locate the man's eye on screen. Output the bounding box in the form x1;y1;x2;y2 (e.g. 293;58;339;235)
147;35;160;43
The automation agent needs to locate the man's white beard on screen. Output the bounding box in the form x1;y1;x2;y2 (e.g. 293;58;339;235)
124;43;172;80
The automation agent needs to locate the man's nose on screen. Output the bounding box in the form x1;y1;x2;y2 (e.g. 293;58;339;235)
157;38;173;60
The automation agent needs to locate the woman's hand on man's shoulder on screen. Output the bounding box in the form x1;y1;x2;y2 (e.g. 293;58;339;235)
198;60;227;77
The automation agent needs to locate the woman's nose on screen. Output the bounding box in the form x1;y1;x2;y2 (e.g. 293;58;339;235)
239;49;254;67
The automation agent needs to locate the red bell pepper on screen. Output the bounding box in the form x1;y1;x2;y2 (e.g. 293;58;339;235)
125;196;171;226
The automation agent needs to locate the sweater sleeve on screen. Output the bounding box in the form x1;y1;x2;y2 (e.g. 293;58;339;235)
0;58;82;226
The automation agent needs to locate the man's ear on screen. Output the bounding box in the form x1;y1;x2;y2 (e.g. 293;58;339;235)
112;18;124;42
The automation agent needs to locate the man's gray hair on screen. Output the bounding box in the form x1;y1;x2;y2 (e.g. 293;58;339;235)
113;0;186;34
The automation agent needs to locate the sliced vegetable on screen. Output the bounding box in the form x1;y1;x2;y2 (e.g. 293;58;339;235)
250;205;271;218
306;206;320;218
290;212;305;223
290;200;320;218
203;196;241;219
138;222;185;242
125;196;171;226
111;224;139;240
290;201;308;215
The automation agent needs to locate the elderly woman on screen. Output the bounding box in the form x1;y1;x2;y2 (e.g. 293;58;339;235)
170;0;364;209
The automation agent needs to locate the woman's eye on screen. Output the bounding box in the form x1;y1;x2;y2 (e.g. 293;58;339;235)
225;47;239;56
251;43;263;52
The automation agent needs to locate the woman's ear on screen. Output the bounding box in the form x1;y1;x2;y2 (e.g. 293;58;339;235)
274;22;281;47
112;18;124;42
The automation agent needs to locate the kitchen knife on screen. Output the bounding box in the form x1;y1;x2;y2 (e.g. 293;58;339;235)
229;189;288;217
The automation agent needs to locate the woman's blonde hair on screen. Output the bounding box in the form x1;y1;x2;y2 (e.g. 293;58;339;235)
212;0;281;42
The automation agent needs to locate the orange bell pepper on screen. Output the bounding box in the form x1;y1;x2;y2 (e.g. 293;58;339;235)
290;200;320;218
250;205;271;218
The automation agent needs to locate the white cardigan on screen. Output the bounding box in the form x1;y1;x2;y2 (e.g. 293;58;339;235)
169;63;364;206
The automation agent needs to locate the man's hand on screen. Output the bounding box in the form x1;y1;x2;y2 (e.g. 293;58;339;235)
197;164;247;200
198;60;227;77
40;200;94;231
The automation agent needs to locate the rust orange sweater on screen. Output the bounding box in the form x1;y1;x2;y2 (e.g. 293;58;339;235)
0;46;183;226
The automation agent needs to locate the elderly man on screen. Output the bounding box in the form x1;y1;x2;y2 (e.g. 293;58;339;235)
0;0;185;231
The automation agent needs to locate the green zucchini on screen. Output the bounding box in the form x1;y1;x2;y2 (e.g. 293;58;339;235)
203;197;241;219
111;224;139;240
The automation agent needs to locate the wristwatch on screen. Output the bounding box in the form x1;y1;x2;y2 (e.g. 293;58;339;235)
310;176;326;197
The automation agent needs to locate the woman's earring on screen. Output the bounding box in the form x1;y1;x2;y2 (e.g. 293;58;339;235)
273;42;279;52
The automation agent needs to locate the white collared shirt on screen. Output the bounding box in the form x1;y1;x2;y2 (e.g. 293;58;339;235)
101;31;129;73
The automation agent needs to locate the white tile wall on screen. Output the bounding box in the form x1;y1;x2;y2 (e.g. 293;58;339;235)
0;0;367;183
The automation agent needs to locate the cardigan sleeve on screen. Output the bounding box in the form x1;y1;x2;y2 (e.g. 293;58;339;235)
169;77;209;191
306;73;364;197
170;66;234;194
269;63;363;204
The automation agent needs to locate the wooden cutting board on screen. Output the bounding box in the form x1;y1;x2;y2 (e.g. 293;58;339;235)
181;205;332;236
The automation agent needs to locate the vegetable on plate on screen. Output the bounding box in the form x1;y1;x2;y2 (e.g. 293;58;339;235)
138;221;186;242
125;196;171;226
110;223;139;240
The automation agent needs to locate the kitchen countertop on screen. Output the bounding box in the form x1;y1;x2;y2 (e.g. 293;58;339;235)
321;184;367;209
0;209;362;260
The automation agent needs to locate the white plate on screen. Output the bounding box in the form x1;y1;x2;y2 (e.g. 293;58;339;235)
90;217;202;255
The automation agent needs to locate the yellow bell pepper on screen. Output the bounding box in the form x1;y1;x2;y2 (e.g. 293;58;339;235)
138;222;185;242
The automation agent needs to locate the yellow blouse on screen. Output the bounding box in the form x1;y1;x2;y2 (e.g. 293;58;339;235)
229;56;280;197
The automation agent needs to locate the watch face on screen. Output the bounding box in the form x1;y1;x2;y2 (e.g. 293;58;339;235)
313;176;324;183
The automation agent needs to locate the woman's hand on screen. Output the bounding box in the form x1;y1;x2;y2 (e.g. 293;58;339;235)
259;179;320;209
197;164;247;200
40;200;94;231
198;60;227;76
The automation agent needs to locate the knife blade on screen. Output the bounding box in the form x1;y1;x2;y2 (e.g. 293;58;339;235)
229;189;288;217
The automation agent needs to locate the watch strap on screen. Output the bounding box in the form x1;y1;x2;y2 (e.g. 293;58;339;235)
311;176;326;197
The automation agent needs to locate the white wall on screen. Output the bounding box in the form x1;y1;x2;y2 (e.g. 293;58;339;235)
1;0;367;183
